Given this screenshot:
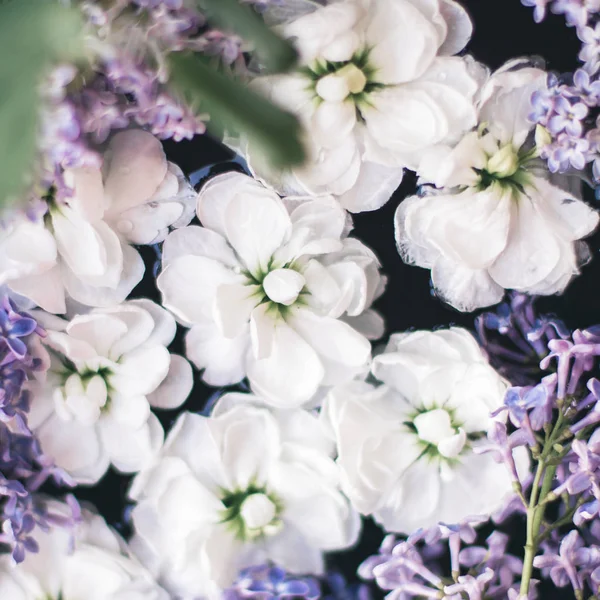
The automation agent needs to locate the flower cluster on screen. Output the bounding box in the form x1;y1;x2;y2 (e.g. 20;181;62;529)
522;0;600;183
476;293;570;386
0;499;169;599
360;525;527;599
244;0;480;212
396;60;599;312
0;298;76;564
472;296;600;598
2;1;600;599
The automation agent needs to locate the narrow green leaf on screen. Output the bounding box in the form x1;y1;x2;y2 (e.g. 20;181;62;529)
0;0;85;207
168;52;305;168
198;0;297;73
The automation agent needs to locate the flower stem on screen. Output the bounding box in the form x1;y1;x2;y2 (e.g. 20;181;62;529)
520;412;565;595
520;460;546;594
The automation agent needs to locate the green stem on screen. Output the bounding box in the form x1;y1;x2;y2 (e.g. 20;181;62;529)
520;460;546;595
520;412;565;595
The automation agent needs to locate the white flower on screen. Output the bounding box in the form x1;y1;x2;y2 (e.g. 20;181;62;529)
128;393;361;599
396;61;600;312
321;327;526;533
27;299;193;484
0;500;168;600
0;130;195;314
157;172;385;407
244;0;482;212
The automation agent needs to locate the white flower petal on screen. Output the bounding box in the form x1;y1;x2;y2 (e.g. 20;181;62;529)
103;130;168;213
263;269;305;305
158;255;240;326
247;322;324;407
186;322;249;386
375;460;441;533
338;161;404;213
438;0;473;55
530;177;599;242
489;193;562;290
9;266;66;314
51;207;110;278
100;412;164;474
127;298;177;348
214;282;262;337
366;0;439;84
431;254;505;312
111;346;171;397
65;313;129;358
104;392;150;428
147;354;193;410
37;415;109;484
162;225;239;269
288;308;371;370
65;166;106;222
223;184;292;276
197;172;270;237
63;241;144;308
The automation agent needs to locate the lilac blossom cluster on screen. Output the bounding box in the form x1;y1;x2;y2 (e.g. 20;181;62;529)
38;0;280;200
360;521;528;599
224;565;321;600
523;0;600;181
360;296;600;599
480;296;600;598
224;565;372;600
476;293;570;386
0;297;76;564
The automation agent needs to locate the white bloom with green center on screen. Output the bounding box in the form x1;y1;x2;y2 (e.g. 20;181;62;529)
0;130;194;314
243;0;482;213
27;300;193;484
0;501;168;600
128;394;361;599
157;172;386;408
396;60;600;312
321;327;528;533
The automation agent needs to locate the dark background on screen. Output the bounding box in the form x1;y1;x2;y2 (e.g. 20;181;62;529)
76;3;595;598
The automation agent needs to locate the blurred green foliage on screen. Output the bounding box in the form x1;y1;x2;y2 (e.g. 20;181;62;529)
0;0;303;210
199;0;298;73
169;52;305;169
0;0;85;207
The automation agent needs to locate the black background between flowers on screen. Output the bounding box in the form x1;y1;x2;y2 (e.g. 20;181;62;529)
67;3;595;598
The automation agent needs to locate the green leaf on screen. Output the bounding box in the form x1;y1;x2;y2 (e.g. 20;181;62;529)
198;0;297;73
0;0;85;207
168;52;305;168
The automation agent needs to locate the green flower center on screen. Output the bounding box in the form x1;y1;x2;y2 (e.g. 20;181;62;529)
301;48;384;106
52;353;115;419
243;260;309;320
403;405;482;463
473;139;537;193
220;483;283;542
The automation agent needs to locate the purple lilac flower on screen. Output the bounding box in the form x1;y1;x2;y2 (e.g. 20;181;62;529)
573;68;600;105
0;298;45;429
522;0;552;22
476;293;569;386
224;565;320;600
529;84;558;127
548;96;589;136
459;532;523;593
360;523;525;600
324;572;372;600
0;297;77;562
545;132;591;170
551;0;600;28
534;530;587;590
579;22;600;66
525;0;600;179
